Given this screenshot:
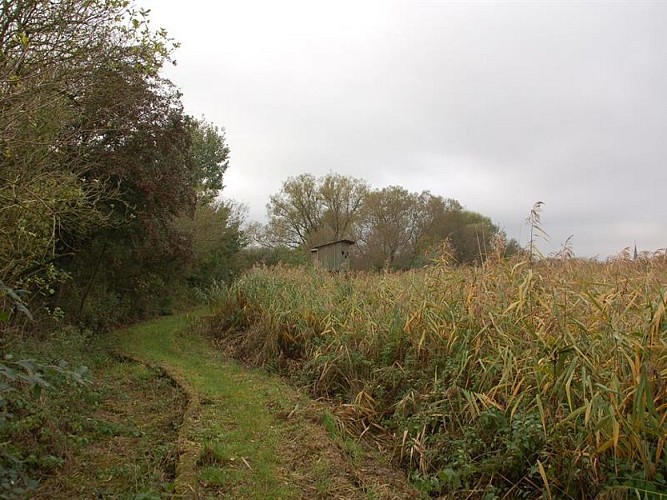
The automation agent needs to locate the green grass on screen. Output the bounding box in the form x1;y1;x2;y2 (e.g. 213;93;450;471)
1;325;185;499
3;310;419;498
114;311;418;498
114;312;300;498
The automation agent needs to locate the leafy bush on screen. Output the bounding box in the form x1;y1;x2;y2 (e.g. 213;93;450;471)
0;355;90;498
1;281;90;498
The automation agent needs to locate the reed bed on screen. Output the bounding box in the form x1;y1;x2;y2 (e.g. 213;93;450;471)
208;254;667;498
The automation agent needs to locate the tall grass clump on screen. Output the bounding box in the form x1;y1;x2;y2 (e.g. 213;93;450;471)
208;253;667;498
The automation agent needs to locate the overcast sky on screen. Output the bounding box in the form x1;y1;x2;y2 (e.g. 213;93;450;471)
141;0;666;258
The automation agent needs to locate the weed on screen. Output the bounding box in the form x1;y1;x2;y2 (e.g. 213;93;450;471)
0;324;185;499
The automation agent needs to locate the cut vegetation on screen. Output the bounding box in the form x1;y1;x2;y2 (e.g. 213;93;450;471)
1;327;185;499
113;312;419;499
3;312;418;499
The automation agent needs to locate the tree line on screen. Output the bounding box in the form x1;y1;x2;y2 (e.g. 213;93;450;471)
254;173;521;269
0;0;240;329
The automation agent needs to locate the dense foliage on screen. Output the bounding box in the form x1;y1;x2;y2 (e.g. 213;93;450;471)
0;0;239;329
208;253;667;498
260;173;519;268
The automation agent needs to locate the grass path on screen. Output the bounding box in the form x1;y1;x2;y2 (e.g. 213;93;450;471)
113;311;419;499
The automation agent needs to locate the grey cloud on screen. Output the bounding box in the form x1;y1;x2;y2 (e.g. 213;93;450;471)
146;0;667;257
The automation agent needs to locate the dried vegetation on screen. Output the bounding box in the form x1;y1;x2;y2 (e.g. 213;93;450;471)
208;250;667;498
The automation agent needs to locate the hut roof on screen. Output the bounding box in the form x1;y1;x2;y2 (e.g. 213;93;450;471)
310;239;356;251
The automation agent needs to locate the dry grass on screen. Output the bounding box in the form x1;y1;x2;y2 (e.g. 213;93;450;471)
209;252;667;498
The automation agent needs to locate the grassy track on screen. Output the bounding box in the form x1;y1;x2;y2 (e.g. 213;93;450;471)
114;311;418;499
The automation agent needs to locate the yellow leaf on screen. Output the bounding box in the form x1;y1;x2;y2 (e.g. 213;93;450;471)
536;460;552;500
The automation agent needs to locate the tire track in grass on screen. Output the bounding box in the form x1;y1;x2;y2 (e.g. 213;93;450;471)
112;336;202;497
114;311;421;499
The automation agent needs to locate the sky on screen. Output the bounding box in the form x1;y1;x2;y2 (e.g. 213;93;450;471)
140;0;666;258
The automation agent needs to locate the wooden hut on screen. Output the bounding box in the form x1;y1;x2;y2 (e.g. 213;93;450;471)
310;239;355;271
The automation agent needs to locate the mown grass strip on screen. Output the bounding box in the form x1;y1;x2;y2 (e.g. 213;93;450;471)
6;326;187;499
112;312;418;499
114;312;301;498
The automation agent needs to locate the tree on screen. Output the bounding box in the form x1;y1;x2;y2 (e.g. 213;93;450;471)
319;173;368;243
188;118;230;206
54;75;197;325
265;173;367;248
0;0;241;327
0;0;177;297
57;89;239;324
174;200;246;286
415;202;499;264
355;187;500;268
262;172;505;269
356;186;422;269
266;174;321;248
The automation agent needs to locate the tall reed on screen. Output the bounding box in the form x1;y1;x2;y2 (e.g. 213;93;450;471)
209;254;667;498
